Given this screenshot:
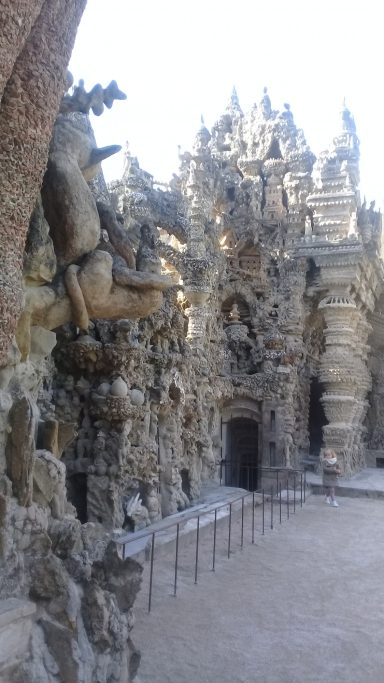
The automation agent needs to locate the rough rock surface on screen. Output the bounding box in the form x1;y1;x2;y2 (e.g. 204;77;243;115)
0;0;87;367
1;6;384;682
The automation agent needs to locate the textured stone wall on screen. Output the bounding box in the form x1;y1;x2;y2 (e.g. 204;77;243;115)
0;8;384;676
0;0;86;368
0;1;44;99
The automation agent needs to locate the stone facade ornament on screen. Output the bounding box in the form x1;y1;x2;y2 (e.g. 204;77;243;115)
1;29;384;679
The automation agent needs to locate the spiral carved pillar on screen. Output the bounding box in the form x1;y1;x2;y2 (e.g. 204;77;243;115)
185;289;210;348
318;294;360;473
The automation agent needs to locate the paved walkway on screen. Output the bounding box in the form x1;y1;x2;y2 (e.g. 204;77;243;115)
134;494;384;683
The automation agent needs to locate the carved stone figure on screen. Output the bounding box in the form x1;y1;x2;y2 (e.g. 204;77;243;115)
1;21;384;681
5;396;36;506
41;113;120;268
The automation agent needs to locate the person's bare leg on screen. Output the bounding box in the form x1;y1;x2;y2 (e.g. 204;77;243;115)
329;487;339;506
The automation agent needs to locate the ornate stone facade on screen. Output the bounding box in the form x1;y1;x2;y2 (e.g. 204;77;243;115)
1;8;384;678
107;91;383;479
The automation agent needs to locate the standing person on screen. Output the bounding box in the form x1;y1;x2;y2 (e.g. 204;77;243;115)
322;449;341;507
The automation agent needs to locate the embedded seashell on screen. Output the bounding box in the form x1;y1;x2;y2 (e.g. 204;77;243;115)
130;388;145;406
98;382;110;396
110;377;128;397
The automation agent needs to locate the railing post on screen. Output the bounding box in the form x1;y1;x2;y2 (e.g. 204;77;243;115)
194;516;200;584
304;470;307;502
173;523;180;597
148;532;155;614
212;508;217;571
227;502;232;558
117;466;307;617
287;483;290;520
262;489;265;535
252;491;255;544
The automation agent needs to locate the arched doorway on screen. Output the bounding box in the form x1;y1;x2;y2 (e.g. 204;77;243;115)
225;417;259;490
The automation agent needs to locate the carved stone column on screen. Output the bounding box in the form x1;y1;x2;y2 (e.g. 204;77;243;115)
318;294;360;472
349;313;372;464
182;154;213;347
184;289;210;347
278;258;308;462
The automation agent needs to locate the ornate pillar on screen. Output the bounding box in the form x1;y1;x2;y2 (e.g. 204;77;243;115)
318;293;361;472
182;145;214;348
184;288;210;347
350;313;372;460
278;258;308;464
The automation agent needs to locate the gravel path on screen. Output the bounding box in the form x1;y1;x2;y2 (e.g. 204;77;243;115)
133;495;384;683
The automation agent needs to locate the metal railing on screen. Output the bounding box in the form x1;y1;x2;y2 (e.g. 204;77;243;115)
116;466;307;614
219;459;305;494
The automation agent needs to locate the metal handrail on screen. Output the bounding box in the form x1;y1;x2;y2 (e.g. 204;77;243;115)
116;466;307;613
219;460;305;492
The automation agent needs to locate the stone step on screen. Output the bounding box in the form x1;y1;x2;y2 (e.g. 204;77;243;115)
310;482;384;500
306;468;384;500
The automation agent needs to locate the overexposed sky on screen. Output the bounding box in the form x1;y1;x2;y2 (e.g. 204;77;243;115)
70;0;384;204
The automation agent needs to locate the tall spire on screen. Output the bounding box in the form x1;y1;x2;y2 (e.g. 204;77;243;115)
332;100;359;160
307;101;360;240
226;86;243;116
340;99;356;135
193;115;211;154
231;86;239;107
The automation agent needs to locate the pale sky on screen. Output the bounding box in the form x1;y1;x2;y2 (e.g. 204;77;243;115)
70;0;384;205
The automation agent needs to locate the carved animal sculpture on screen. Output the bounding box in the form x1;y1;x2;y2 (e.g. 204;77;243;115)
42;114;121;268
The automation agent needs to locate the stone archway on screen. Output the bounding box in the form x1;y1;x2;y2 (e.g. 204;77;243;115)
225;418;259;489
221;399;261;490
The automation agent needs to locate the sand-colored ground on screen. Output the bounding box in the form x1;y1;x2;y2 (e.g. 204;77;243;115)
134;495;384;683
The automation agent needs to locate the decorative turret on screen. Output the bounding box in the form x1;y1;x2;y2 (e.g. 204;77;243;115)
307;102;360;241
331;101;360;188
226;86;243;118
192;116;211;156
